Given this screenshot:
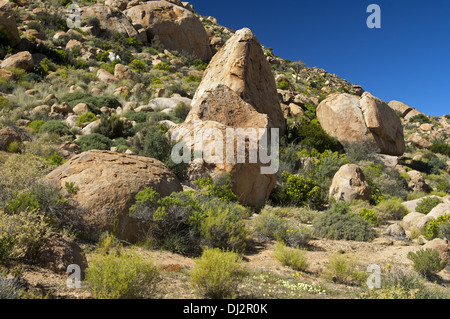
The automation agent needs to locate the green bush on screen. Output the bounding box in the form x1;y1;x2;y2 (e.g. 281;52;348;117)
358;208;379;226
273;242;309;272
312;202;375;242
277;171;322;208
0;234;14;263
375;197;409;221
283;118;340;153
407;249;447;279
74;133;112;152
321;253;367;285
0;96;14;111
76;111;97;127
86;237;160;299
409;114;430;124
173;103;191;121
415;197;443;214
429;142;450;157
93;115;128;139
153;62;172;72
28;120;45;133
253;208;312;248
193;175;238;202
198;200;249;253
128;59;146;72
190;248;243;299
0;273;21;299
277;81;290;90
38;120;72;137
425;215;450;240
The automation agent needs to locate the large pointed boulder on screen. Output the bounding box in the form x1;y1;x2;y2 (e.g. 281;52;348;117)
191;28;286;135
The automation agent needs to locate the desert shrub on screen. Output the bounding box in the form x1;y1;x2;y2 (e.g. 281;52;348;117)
153;62;172;72
276;171;322;208
59;92;121;114
359;269;450;299
312;202;375;242
0;234;14;263
38;120;72;137
0;96;14;111
190;248;243;299
358;208;379;226
122;111;148;123
74;133;112;152
185;75;201;83
93;114;129;139
321;253;367;285
409;114;431;124
253;208;312;248
283;118;340;153
173;103;191;121
429;142;450;157
273;242;309;272
375;197;409;221
415;197;443;214
193;175;238;202
76;111;97;126
260;205;319;225
0;209;53;260
27;120;45;133
197;200;249;253
130;190;201;255
128;59;146;72
424;215;450;240
407;249;447;279
277;81;290;90
86;236;160;299
0;274;21;299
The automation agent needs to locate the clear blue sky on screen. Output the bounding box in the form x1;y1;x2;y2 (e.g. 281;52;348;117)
192;0;450;116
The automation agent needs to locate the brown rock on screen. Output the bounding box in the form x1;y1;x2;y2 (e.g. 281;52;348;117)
388;100;413;118
72;103;90;115
35;233;87;276
114;63;134;80
192;28;286;135
423;238;450;267
45;150;183;242
0;127;22;152
124;1;212;60
329;164;371;202
0;51;34;72
407;170;430;193
51;102;73;115
81;5;138;39
97;69;117;83
317;92;405;156
407;132;432;149
0;0;21;47
402;212;433;231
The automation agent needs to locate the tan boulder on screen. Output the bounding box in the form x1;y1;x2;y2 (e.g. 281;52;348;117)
317;92;405;156
407;132;432;149
329;164;371;202
402;212;433;231
192;28;286;135
170;120;276;208
0;127;22;152
0;51;34;72
81;5;138;39
114;63;134;80
97;69;117;83
45;150;183;242
72;103;90;115
124;1;212;60
51;102;73;115
407;170;430;193
388;100;413;118
0;0;21;47
423;238;450;268
428;203;450;219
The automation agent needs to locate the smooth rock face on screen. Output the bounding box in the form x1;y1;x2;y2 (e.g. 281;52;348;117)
81;5;138;39
191;28;286;135
428;203;450;219
0;0;21;47
317;92;405;156
45;150;183;241
402;212;433;231
187;84;270;130
329;164;371;202
170;120;276;208
0;51;34;72
124;0;212;60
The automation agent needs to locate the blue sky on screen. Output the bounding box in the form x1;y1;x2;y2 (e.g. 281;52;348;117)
192;0;450;116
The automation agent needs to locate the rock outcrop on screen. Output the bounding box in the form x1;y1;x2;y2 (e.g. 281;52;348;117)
0;51;34;72
0;0;21;47
0;127;22;152
329;164;371;202
124;0;212;60
45;151;183;242
191;28;286;135
317;92;405;156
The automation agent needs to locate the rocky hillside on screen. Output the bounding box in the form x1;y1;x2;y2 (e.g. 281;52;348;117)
0;0;449;301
